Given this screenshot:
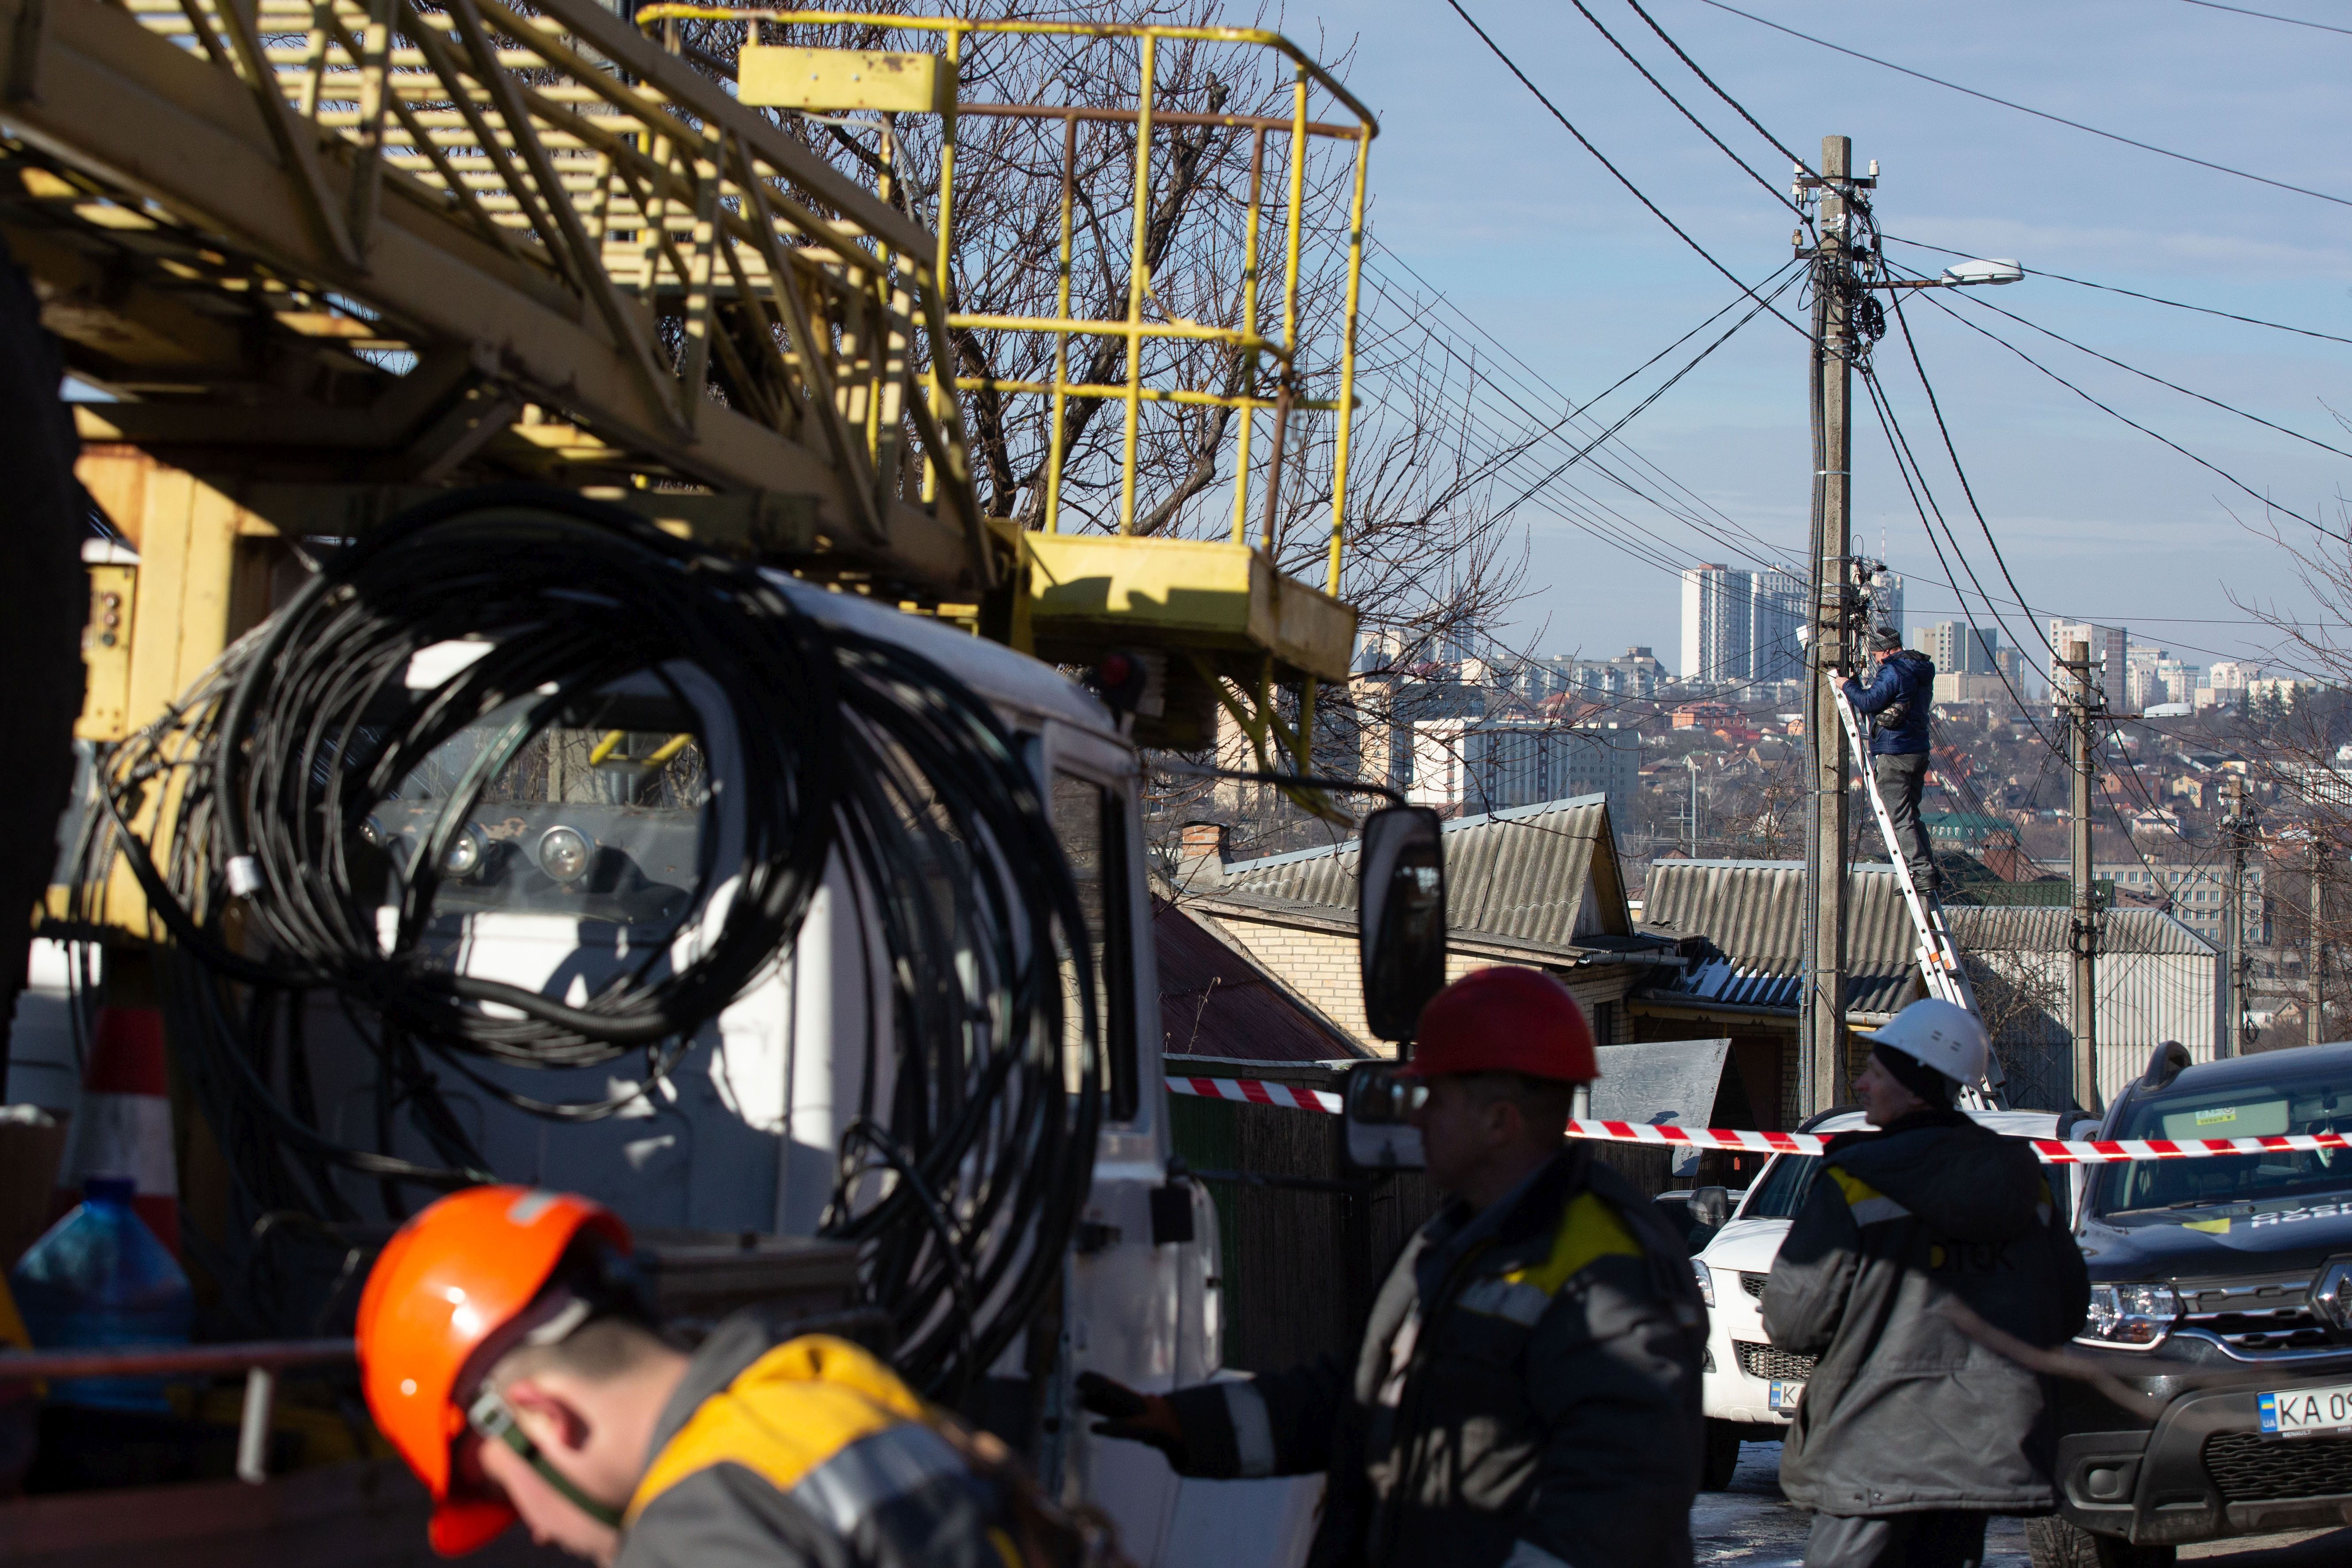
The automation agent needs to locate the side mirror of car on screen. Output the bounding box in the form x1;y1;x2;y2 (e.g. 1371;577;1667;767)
1359;805;1447;1044
1342;1062;1425;1172
1689;1185;1733;1231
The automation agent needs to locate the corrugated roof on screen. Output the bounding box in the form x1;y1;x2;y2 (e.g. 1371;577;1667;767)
1198;794;1630;951
1153;897;1369;1063
1638;859;1920;1019
1946;905;2217;957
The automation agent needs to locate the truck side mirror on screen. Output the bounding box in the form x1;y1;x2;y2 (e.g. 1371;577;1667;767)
1343;1062;1425;1171
1360;805;1447;1043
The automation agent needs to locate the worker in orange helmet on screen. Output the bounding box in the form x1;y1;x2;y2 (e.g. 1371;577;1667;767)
356;1185;1096;1568
1080;966;1708;1568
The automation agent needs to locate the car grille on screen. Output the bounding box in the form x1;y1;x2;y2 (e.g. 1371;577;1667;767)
2176;1274;2343;1354
2204;1430;2352;1502
1741;1272;1770;1300
1734;1341;1816;1381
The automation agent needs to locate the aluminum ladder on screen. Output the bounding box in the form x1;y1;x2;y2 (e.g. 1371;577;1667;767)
1832;678;2008;1109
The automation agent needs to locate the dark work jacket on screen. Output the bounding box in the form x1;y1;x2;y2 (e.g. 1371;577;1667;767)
1163;1146;1707;1568
1844;650;1935;755
1760;1113;2091;1517
617;1319;1044;1568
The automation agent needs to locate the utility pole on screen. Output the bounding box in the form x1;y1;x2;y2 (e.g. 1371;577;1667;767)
2222;772;2251;1057
2065;640;2102;1112
2310;840;2327;1047
1686;754;1702;856
1800;134;1862;1116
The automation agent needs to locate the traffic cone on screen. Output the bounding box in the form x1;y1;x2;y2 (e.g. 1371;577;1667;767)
50;1006;180;1257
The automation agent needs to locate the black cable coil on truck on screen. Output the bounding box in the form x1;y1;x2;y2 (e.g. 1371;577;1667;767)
66;488;1102;1399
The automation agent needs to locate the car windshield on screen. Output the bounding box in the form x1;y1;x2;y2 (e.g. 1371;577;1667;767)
2095;1072;2352;1217
1739;1153;1823;1220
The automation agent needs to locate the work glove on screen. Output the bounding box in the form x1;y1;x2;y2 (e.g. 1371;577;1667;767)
1075;1371;1191;1470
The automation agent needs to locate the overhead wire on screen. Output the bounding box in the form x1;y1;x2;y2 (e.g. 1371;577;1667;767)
1906;286;2341;541
1438;0;1812;339
1696;0;2352;211
1881;234;2352;349
1620;0;1816;178
2179;0;2352;37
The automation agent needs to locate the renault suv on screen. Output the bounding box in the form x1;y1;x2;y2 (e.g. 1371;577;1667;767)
2046;1041;2352;1567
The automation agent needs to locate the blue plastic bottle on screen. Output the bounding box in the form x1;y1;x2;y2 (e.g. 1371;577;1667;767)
8;1177;194;1411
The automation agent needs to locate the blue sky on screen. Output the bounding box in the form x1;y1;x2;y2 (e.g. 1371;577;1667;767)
1321;0;2352;679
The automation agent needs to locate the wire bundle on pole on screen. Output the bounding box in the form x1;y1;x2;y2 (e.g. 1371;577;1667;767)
68;487;1101;1398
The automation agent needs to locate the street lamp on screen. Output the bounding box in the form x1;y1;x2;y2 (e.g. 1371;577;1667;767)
1868;257;2025;292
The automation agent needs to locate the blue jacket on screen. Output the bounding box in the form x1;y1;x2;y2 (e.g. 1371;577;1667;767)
1844;649;1934;755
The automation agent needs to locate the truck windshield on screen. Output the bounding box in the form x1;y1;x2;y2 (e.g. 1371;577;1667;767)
1739;1153;1824;1220
2096;1074;2352;1216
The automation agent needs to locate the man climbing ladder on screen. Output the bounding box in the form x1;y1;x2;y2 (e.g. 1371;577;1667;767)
1844;628;1940;897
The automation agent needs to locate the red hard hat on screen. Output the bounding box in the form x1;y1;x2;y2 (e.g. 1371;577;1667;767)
355;1187;631;1556
1397;966;1598;1083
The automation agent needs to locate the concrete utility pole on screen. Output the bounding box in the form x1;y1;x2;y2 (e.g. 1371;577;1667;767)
2222;772;2251;1057
2310;841;2327;1048
1800;134;1861;1116
2065;640;2102;1112
1686;754;1702;856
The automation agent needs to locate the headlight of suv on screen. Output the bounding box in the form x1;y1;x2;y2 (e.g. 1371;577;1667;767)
1692;1260;1715;1308
2079;1282;2180;1349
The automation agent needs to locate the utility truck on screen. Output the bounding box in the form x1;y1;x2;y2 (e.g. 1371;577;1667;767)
0;8;1439;1564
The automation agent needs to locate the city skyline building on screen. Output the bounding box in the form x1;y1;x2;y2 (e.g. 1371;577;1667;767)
1681;564;1752;687
2048;620;2129;705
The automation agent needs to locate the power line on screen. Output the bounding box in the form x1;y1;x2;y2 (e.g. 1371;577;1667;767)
1620;0;1816;177
1559;0;1806;220
2180;0;2352;37
1439;0;1811;339
1940;282;2352;466
1881;234;2352;349
1908;287;2342;541
1884;294;2059;661
1696;0;2352;212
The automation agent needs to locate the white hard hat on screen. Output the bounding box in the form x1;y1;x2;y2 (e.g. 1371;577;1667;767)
1861;997;1989;1086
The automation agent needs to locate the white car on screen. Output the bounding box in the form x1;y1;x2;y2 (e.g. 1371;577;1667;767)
1687;1107;2099;1489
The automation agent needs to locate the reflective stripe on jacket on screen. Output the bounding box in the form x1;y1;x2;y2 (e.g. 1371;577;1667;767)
1161;1146;1706;1568
618;1322;1029;1568
1760;1113;2091;1517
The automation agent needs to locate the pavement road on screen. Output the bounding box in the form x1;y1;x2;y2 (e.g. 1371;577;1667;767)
1696;1442;2352;1566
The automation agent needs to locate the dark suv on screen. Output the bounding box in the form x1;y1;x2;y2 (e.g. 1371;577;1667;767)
2043;1041;2352;1567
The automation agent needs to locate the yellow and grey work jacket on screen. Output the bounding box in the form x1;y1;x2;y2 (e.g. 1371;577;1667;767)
1160;1146;1708;1568
618;1321;1046;1568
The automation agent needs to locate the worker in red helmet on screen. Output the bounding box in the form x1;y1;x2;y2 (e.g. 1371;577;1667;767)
355;1185;1095;1568
1079;966;1707;1568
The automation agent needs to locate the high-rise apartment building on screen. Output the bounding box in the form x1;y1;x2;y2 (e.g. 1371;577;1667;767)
2047;620;2128;704
1681;565;1752;687
1748;567;1805;685
1915;620;2000;676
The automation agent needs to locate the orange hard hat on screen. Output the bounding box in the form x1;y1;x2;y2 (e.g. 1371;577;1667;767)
355;1187;630;1556
1397;966;1599;1083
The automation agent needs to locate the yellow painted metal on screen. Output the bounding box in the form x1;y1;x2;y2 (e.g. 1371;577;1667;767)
1023;533;1355;686
77;564;138;741
624;9;1379;778
736;45;953;113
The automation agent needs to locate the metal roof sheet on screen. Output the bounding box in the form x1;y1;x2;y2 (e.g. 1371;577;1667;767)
1206;794;1632;951
1944;905;2218;957
1153;897;1368;1063
1639;859;1919;1018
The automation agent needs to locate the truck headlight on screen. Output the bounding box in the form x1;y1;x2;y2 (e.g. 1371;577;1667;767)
2080;1282;2180;1349
441;824;486;878
538;825;590;883
1693;1259;1715;1308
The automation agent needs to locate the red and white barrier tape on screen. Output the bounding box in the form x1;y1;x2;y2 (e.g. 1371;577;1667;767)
1166;1077;2352;1166
1168;1076;1343;1114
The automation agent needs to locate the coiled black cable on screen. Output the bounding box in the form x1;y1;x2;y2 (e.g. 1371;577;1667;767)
69;488;1102;1397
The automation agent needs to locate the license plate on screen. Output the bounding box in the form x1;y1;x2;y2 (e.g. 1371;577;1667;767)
1770;1380;1804;1414
2258;1384;2352;1439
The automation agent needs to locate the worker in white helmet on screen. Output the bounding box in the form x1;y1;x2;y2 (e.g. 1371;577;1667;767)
1761;998;2090;1568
